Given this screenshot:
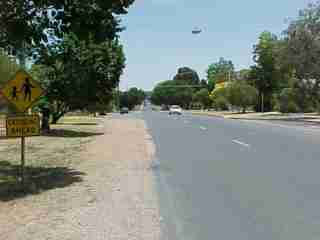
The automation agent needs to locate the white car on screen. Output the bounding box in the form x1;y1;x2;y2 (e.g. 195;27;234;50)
169;105;182;115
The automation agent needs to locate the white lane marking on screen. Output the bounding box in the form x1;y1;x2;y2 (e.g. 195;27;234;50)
200;126;207;130
232;139;250;148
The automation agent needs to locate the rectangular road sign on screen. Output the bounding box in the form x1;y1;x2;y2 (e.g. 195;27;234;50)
6;115;40;137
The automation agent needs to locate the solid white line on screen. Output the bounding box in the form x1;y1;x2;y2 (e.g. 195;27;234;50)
200;126;207;130
232;139;250;147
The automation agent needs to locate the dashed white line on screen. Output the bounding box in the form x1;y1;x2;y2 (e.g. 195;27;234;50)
200;126;207;130
232;139;250;148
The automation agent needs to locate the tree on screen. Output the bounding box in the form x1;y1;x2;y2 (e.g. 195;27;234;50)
236;69;251;81
281;2;320;111
250;31;282;112
227;81;258;113
151;80;193;108
210;87;229;111
0;49;19;87
207;57;234;91
173;67;200;85
200;79;208;89
33;34;126;123
0;0;135;49
278;88;299;113
120;88;146;110
193;89;211;109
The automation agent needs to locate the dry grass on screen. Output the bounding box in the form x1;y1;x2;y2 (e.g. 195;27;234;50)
0;116;104;200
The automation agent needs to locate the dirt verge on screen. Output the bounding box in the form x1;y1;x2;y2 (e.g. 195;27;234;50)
0;117;160;240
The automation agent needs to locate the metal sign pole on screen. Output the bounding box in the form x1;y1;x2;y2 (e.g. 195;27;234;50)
21;136;25;184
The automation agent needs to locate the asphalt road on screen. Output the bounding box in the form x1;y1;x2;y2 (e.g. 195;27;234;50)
132;109;320;240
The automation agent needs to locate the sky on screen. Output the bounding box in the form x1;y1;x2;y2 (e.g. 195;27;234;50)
119;0;310;91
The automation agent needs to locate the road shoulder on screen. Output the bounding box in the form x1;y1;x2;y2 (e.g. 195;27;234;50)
0;118;161;240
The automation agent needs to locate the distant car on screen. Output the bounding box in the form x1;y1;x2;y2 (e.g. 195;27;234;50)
161;105;170;111
120;107;129;114
169;105;182;115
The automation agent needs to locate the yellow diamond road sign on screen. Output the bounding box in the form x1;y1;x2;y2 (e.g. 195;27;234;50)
1;70;44;112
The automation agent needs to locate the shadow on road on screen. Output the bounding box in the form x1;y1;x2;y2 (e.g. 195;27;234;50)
0;161;85;202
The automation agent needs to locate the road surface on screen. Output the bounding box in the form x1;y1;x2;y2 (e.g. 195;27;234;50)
129;109;320;240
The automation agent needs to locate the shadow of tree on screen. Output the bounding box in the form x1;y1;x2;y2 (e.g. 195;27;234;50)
56;123;98;126
0;161;85;201
43;129;104;138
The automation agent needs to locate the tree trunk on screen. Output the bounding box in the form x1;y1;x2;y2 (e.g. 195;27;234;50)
41;107;50;133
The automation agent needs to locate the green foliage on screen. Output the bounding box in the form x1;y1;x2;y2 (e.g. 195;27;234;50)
0;50;19;87
250;31;282;112
32;34;125;123
0;0;135;50
173;67;200;85
278;88;299;113
207;57;234;91
120;88;145;110
151;80;193;109
236;69;251;81
282;2;320;111
210;87;229;111
192;89;211;109
227;81;258;113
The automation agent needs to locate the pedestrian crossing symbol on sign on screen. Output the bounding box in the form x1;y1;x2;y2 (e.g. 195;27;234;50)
1;70;44;112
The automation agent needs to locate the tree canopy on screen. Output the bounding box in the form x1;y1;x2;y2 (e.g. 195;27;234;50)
120;88;145;110
227;81;258;113
173;67;200;85
151;80;193;108
31;34;125;123
207;57;234;91
281;2;320;110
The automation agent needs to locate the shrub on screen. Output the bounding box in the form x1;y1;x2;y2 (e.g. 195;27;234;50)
279;88;299;113
210;87;229;110
226;81;258;113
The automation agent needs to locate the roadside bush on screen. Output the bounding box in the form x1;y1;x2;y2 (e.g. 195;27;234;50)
226;81;258;113
279;88;300;113
287;101;299;113
210;87;229;111
213;97;229;110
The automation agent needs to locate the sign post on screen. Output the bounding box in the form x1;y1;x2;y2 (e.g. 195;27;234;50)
6;114;41;184
1;70;44;184
21;136;25;184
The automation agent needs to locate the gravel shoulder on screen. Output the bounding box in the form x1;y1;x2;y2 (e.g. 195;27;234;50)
0;117;160;240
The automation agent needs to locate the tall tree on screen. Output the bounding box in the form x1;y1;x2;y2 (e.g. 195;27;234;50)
0;0;135;64
207;57;234;91
250;31;281;112
33;34;126;123
173;67;200;86
281;2;320;110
